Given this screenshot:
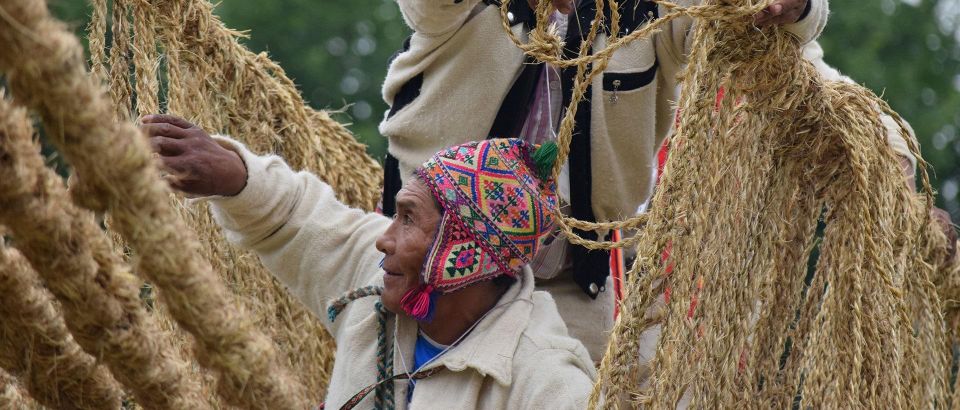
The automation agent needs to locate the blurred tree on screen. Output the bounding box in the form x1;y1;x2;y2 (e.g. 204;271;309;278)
819;0;960;215
48;0;960;217
214;0;410;160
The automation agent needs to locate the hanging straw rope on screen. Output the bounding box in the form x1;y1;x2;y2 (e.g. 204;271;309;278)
0;240;123;410
108;0;133;117
494;0;958;407
0;0;312;407
0;90;208;408
86;0;385;401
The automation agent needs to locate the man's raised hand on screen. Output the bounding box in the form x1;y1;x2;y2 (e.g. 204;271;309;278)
140;114;248;197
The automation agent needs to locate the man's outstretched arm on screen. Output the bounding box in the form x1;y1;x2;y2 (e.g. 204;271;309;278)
141;114;391;336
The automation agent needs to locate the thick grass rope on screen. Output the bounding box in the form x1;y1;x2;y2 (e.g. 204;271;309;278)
92;0;385;400
87;0;106;80
0;0;311;407
0;241;123;409
0;91;208;408
149;0;381;208
131;0;159;116
482;0;960;407
107;0;132;117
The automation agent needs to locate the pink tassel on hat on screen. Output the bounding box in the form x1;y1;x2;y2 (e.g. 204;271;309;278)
401;284;436;322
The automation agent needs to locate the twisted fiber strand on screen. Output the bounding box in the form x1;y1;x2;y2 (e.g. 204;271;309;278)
131;0;159;116
86;0;106;80
168;205;333;406
935;242;960;315
746;175;820;408
123;1;224;402
811;83;941;406
0;0;310;408
107;0;132;117
740;87;827;407
620;16;724;408
105;0;328;404
583;1;953;407
131;0;383;400
0;241;123;409
798;107;896;407
902;214;951;405
589;263;666;409
0;90;206;408
696;35;833;407
683;79;782;406
153;0;381;208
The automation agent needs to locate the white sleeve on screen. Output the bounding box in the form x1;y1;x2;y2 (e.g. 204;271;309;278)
782;0;829;44
198;135;391;336
395;0;483;36
802;41;918;170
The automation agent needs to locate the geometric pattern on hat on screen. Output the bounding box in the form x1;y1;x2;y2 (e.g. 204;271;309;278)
416;138;558;295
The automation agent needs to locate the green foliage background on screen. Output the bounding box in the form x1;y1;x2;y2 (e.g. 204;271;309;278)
50;0;960;216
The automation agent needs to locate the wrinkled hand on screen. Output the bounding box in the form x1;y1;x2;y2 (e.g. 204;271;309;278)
932;207;958;264
753;0;808;26
527;0;574;15
140;114;248;197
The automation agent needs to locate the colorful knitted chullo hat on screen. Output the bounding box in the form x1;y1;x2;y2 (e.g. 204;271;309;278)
401;138;559;321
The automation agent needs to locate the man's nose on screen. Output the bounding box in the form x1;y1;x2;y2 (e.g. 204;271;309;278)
375;229;395;255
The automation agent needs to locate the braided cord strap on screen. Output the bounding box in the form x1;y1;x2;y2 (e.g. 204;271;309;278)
326;286;398;409
327;286;384;322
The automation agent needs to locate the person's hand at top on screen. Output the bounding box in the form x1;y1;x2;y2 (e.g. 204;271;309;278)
754;0;809;26
140;114;248;198
932;207;958;264
527;0;575;15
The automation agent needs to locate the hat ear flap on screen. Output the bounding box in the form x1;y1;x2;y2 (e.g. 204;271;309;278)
532;140;558;181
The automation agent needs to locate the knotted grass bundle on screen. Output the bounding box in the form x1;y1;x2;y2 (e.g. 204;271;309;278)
85;0;385;400
0;0;312;407
0;92;206;408
499;0;959;407
0;239;123;410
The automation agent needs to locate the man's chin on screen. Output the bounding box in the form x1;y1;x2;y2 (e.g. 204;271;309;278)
380;293;403;315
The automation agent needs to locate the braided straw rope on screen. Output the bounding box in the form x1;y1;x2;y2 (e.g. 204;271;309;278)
0;240;123;409
107;0;132;117
0;91;206;408
0;0;311;407
494;0;957;407
87;0;387;401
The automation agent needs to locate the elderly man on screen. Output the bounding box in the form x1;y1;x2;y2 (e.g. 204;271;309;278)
141;114;595;409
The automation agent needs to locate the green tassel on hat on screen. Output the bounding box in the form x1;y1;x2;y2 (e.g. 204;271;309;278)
532;141;558;181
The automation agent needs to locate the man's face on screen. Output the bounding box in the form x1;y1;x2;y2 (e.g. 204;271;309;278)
376;179;441;314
